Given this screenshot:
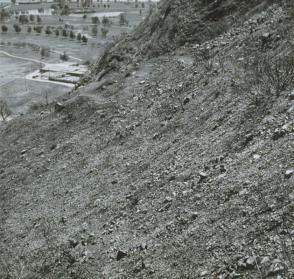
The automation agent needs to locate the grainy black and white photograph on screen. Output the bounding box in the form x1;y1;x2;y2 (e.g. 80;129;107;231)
0;0;294;278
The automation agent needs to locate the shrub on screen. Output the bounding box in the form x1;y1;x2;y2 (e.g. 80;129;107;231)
0;98;11;121
62;29;67;37
69;30;75;39
81;35;88;43
102;16;110;26
61;5;70;15
91;16;100;24
37;15;42;23
77;32;82;41
13;23;21;33
34;25;43;34
1;25;8;32
27;25;32;33
91;25;98;37
101;27;108;38
45;26;52;35
0;8;10;21
40;47;50;58
19;14;28;24
243;54;294;99
119;13;128;26
60;51;69;61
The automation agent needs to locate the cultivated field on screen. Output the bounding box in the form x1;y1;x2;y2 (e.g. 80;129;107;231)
0;0;154;116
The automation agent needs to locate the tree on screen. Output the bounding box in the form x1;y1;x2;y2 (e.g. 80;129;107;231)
55;29;60;36
45;26;52;35
0;98;11;121
83;14;87;20
19;14;28;24
0;8;10;22
13;23;21;33
77;32;82;41
101;27;108;38
81;35;88;43
69;30;75;39
102;16;110;26
29;14;35;22
91;16;100;24
1;25;8;33
62;29;68;37
27;25;32;33
61;5;70;15
119;13;128;26
37;15;42;23
40;47;50;58
91;25;98;37
60;51;69;61
34;26;43;34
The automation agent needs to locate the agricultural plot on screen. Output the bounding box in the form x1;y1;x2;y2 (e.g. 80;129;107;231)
0;1;153;116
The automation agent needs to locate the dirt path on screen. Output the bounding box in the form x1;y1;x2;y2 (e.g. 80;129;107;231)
0;50;46;66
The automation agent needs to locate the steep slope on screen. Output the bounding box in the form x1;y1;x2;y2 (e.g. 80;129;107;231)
1;1;294;279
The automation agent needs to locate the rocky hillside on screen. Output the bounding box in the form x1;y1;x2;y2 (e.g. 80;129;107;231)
1;1;294;278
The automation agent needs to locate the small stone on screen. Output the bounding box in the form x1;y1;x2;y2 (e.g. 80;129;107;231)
116;250;127;261
272;128;286;140
50;143;57;150
253;154;261;160
239;189;248;196
246;256;256;268
191;212;199;219
198;171;208;183
199;172;208;178
285;169;294;179
262;32;270;39
288;91;294;101
164;196;173;203
260;256;270;264
55;102;65;112
168;175;176;181
140;242;147;250
194;193;202;200
68;238;79;248
183;97;190;105
200;270;208;276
